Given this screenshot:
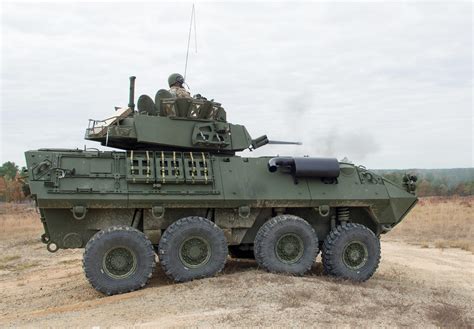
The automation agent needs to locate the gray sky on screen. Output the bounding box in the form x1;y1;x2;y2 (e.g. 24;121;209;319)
1;1;472;169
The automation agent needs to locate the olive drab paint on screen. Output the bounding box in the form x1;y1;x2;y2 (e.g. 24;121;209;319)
24;76;418;293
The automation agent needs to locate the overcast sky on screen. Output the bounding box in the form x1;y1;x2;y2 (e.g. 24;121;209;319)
1;1;472;169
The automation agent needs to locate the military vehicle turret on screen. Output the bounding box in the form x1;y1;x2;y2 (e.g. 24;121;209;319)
85;77;294;153
24;76;418;295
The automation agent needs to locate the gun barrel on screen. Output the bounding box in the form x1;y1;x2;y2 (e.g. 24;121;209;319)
268;140;302;145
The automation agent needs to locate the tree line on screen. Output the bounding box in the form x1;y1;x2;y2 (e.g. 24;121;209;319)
0;162;27;202
376;168;473;197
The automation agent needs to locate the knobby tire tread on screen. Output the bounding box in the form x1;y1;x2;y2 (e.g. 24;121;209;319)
322;223;380;281
83;225;156;295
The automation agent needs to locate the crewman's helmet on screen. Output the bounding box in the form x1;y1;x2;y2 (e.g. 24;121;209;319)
168;73;185;87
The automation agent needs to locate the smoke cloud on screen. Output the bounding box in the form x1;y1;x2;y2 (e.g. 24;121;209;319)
306;129;381;162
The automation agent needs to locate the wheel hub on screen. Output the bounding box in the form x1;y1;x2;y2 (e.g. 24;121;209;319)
179;236;211;268
103;246;137;279
275;233;304;264
342;241;368;270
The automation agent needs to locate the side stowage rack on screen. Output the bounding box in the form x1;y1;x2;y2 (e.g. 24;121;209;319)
182;152;212;184
126;150;155;183
126;151;213;185
155;151;185;184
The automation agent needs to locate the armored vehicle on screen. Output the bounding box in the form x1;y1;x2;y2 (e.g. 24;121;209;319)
24;77;418;295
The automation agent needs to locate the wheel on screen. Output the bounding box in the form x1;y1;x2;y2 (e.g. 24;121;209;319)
158;217;228;282
83;226;156;295
229;245;255;259
322;223;381;281
254;215;318;275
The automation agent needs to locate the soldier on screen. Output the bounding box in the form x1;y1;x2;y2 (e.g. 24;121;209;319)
168;73;192;98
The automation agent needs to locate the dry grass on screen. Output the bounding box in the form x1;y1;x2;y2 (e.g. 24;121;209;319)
14;261;40;271
58;259;81;265
279;290;313;310
428;302;472;328
0;255;21;262
388;196;474;252
0;255;22;270
0;202;42;238
0;253;39;271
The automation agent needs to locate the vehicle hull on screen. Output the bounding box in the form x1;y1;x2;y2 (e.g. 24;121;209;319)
25;149;417;250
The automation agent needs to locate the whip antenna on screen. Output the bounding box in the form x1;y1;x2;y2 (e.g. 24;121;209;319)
184;4;197;80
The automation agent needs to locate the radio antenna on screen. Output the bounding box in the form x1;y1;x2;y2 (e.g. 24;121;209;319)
184;4;197;80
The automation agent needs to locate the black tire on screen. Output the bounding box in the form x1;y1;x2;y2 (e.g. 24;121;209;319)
254;215;318;275
229;245;255;259
83;226;156;295
322;223;381;281
158;217;228;282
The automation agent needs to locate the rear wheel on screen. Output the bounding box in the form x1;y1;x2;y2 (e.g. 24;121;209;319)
322;223;380;281
254;215;318;275
83;226;156;295
158;217;228;282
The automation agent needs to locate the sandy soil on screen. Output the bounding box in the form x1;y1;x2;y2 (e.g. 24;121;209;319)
0;233;472;328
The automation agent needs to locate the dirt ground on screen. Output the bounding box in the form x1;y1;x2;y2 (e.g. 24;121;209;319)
0;200;473;328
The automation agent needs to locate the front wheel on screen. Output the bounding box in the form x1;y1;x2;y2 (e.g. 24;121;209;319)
83;226;156;295
322;223;381;281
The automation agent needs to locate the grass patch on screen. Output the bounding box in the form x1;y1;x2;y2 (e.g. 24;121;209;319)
0;260;40;271
59;259;80;265
0;202;42;238
15;262;40;271
434;239;473;252
1;255;21;263
388;196;474;253
279;290;312;310
0;255;22;270
428;302;471;328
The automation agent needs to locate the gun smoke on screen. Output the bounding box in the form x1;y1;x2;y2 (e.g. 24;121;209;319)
305;128;381;162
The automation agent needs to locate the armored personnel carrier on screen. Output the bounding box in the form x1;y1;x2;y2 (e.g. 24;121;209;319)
24;77;418;295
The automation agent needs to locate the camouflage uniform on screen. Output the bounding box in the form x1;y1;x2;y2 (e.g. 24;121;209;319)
169;86;192;98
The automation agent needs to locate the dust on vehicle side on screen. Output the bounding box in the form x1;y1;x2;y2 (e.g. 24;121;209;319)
24;76;418;295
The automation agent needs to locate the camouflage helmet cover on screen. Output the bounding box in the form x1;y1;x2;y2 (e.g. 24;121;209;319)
168;73;185;87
